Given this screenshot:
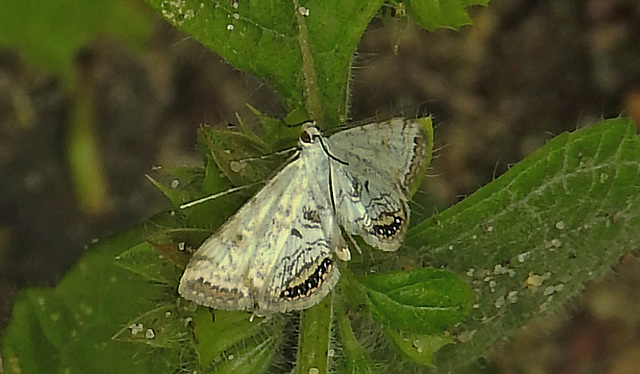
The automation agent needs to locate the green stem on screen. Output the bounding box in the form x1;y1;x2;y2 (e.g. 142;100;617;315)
296;292;333;374
293;0;324;127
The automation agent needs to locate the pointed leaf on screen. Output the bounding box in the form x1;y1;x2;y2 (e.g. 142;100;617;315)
190;308;284;372
145;0;387;125
111;305;189;349
359;269;473;334
405;118;640;371
115;242;182;284
404;0;490;31
0;224;181;374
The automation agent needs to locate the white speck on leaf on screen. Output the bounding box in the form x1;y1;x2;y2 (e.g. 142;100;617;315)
525;272;544;289
600;172;608;183
129;323;144;335
539;295;554;312
298;6;310;16
517;251;530;263
466;268;475;277
230;160;245;172
543;286;555;296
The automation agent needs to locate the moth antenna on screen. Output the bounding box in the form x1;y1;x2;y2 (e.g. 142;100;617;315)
315;135;348;165
180;147;300;210
232;146;299;164
179;181;263;209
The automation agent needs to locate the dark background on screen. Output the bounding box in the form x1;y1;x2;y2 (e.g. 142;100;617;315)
1;0;640;372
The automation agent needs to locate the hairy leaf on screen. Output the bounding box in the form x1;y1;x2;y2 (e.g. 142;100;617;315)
405;118;640;372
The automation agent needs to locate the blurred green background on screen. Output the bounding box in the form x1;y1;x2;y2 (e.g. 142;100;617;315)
1;0;639;372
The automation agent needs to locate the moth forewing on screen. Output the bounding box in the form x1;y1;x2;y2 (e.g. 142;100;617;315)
178;158;307;311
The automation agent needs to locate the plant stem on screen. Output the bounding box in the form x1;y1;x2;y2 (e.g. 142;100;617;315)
293;0;324;127
296;293;333;374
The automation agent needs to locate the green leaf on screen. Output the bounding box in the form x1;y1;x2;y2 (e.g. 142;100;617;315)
0;224;182;374
115;242;183;285
197;126;286;186
111;305;189;349
191;308;284;372
404;0;490;31
404;118;640;371
359;269;473;334
146;168;207;209
204;333;281;374
145;0;386;125
144;0;490;126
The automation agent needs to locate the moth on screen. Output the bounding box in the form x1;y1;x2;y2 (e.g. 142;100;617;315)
179;118;431;313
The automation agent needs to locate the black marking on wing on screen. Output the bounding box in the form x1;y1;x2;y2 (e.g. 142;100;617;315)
404;127;429;192
371;213;404;239
365;192;394;210
291;228;303;238
278;238;331;281
279;258;333;299
303;206;322;224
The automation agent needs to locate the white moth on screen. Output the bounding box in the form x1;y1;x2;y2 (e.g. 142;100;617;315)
179;118;430;313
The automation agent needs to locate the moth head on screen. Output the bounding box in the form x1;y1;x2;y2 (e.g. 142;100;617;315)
299;121;321;146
